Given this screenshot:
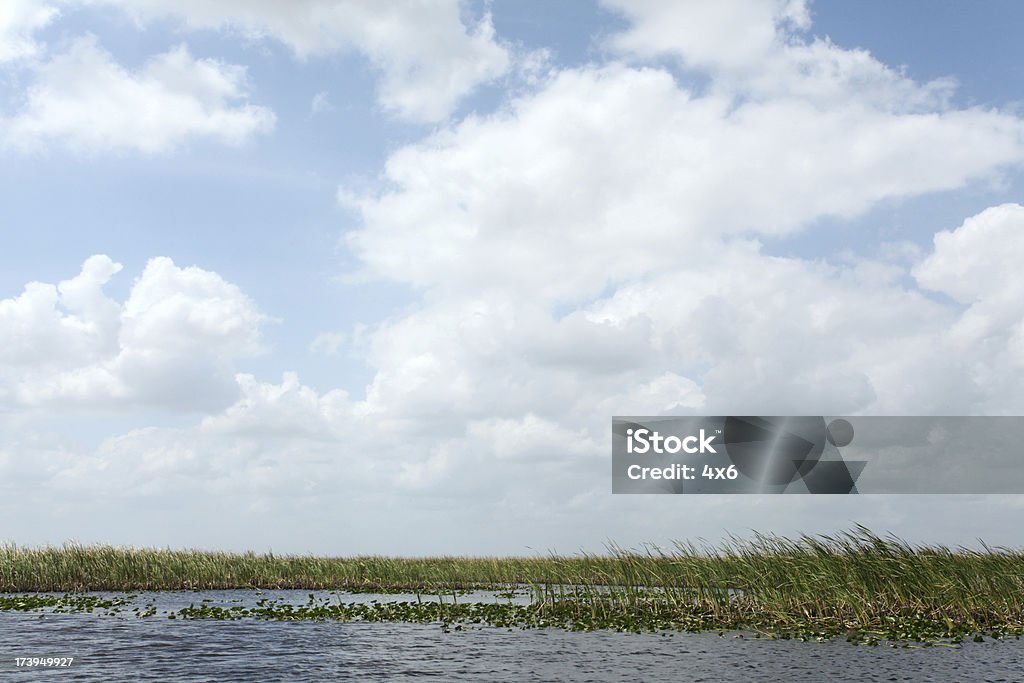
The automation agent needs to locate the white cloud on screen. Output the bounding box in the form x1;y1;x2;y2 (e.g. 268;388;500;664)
346;64;1024;304
7;201;1024;551
603;0;811;72
120;256;264;359
914;203;1024;371
1;255;266;411
0;255;121;372
78;0;511;122
3;36;275;153
3;0;509;134
914;203;1024;304
0;0;57;63
334;2;1024;478
200;372;349;440
34;371;361;502
600;0;957;111
7;1;1024;553
323;0;1024;526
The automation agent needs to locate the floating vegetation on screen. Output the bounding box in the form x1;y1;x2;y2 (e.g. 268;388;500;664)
2;527;1023;645
0;593;134;616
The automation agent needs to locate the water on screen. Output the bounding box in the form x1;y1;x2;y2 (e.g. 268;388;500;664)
1;591;1021;681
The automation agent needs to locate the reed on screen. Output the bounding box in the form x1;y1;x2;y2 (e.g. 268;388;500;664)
2;527;1022;643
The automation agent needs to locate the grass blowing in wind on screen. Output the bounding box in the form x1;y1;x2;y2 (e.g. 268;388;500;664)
1;527;1022;645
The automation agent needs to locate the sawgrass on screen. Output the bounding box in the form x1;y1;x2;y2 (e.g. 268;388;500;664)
3;527;1022;643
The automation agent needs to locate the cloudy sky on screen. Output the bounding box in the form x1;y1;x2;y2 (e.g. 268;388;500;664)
2;0;1024;555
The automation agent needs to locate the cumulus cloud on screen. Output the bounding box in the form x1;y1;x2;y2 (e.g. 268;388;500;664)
20;372;361;509
914;203;1024;372
1;255;265;411
603;0;811;72
4;0;508;123
62;201;1020;476
7;202;1024;551
0;0;58;62
336;0;1024;445
43;0;1024;542
74;0;510;122
914;203;1024;304
323;0;1024;533
3;37;275;153
0;255;121;372
7;1;1024;552
601;0;957;110
346;64;1024;304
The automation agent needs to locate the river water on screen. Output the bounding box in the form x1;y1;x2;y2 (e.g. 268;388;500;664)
1;590;1021;681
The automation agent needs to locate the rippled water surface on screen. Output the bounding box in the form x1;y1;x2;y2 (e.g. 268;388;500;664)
2;591;1022;682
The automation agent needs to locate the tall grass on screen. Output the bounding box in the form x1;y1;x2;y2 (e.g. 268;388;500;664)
0;545;621;592
2;527;1022;640
528;527;1024;638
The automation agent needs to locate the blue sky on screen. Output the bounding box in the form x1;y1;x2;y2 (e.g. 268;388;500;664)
2;1;1024;554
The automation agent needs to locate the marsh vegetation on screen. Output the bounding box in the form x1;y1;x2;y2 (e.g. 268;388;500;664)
3;527;1022;644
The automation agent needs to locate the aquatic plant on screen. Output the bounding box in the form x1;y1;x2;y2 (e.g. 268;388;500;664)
2;527;1022;644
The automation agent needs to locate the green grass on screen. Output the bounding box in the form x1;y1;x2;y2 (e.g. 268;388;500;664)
2;527;1023;644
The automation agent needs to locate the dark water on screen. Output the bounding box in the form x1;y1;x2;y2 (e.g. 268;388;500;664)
1;591;1021;682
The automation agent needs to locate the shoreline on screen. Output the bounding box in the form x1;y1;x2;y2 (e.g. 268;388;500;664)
3;528;1023;644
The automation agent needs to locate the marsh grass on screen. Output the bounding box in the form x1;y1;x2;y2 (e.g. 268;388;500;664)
2;527;1022;643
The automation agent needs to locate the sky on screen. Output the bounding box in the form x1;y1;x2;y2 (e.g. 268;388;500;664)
2;0;1024;555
